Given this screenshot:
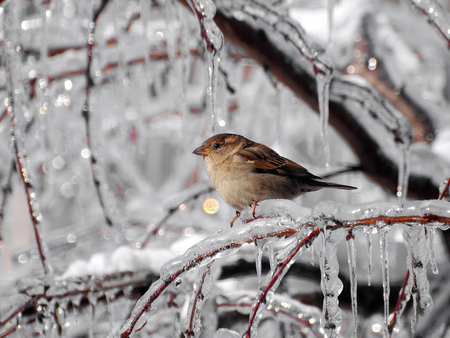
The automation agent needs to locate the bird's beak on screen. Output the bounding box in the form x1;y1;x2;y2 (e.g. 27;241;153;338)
193;145;210;156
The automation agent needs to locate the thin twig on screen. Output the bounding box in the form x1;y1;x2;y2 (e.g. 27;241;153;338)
244;227;320;338
388;269;410;335
82;0;113;226
0;160;15;242
186;262;213;337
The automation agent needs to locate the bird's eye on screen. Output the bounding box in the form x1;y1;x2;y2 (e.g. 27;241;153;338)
212;143;222;149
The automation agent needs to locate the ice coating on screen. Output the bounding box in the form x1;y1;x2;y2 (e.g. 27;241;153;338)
379;226;391;337
397;143;410;201
120;218;302;336
219;0;332;76
403;224;433;316
319;228;345;338
402;0;450;47
426;225;439;274
330;76;414;148
346;235;358;338
316;70;332;167
186;0;224;53
207;52;219;134
365;227;373;286
213;328;241;338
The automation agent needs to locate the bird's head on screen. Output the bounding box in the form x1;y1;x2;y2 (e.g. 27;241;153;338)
193;133;248;162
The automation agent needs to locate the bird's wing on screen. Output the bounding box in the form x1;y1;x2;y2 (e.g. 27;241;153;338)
237;143;321;179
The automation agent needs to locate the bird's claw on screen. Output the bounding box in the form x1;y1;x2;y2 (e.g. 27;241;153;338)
251;201;259;219
230;211;241;227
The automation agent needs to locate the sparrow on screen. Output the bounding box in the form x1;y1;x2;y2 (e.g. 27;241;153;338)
193;133;356;226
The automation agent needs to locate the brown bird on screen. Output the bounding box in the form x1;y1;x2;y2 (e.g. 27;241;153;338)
193;133;356;226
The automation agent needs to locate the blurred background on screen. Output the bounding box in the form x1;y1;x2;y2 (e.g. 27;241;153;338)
1;0;450;337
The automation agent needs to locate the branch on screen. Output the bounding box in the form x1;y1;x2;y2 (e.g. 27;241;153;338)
82;0;113;226
120;200;450;337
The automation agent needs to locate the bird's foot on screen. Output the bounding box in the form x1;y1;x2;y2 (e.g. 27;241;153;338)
230;211;241;227
251;201;259;219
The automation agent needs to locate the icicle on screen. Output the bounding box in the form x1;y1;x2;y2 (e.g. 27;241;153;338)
366;227;373;286
346;233;358;338
255;241;263;286
403;224;433;316
396;144;410;202
267;242;276;272
379;226;391;337
310;245;315;267
410;292;418;337
207;52;219;134
427;226;439;274
319;228;345;338
316;71;332;167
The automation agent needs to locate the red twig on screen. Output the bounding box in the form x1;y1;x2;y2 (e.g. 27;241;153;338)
244;227;320;338
388;269;411;335
186;262;213;337
0;108;8;124
438;177;450;201
187;0;216;53
0;326;17;338
342;214;450;228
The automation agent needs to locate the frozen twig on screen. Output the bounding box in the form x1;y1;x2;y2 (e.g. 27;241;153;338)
185;262;213;337
216;293;324;337
388;270;411;335
140;181;214;248
245;227;320;338
3;4;49;274
82;0;113;227
403;0;450;48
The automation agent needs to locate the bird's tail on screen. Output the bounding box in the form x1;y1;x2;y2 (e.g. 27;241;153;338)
319;181;357;190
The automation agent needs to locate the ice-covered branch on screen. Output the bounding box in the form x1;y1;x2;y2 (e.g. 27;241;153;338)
119;200;450;337
119;219;304;337
140;181;214;247
3;1;49;274
216;292;324;337
245;227;320;337
0;271;154;336
403;0;450;48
